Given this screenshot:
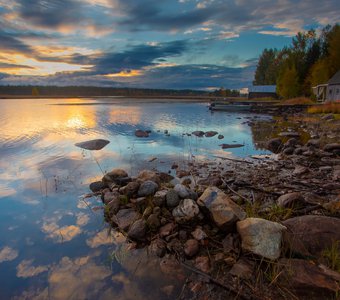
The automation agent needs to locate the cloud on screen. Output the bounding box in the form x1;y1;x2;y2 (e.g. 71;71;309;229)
0;246;19;263
16;259;49;278
0;62;34;69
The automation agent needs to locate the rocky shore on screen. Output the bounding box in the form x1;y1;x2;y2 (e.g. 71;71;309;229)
89;113;340;300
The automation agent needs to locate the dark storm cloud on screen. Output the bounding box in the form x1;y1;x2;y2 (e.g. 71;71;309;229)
0;62;34;69
16;0;83;28
0;30;35;54
89;40;188;74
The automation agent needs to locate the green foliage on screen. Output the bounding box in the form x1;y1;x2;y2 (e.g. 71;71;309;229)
254;23;340;98
277;65;301;99
322;241;340;272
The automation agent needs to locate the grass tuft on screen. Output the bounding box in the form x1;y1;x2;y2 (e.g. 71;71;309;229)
308;101;340;114
279;97;315;105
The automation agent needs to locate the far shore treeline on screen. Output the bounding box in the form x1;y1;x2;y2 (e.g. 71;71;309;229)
0;85;240;98
254;23;340;99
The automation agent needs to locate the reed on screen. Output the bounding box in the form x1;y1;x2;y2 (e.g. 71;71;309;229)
308;102;340;114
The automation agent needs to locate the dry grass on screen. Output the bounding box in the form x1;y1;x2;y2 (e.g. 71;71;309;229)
279;97;315;105
308;101;340;114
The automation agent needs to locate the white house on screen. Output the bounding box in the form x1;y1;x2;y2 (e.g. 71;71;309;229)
312;70;340;102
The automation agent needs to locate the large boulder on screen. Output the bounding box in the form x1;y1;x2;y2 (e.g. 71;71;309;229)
127;219;146;241
282;215;340;258
172;199;200;224
197;187;246;230
277;192;305;208
137;170;161;185
278;258;340;299
237;218;286;260
102;169;129;186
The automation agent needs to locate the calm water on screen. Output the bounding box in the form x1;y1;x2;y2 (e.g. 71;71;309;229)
0;98;270;299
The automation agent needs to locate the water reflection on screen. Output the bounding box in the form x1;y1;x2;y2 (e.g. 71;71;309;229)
0;98;271;299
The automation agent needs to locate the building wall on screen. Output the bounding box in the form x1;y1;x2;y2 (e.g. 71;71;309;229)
327;84;340;101
248;92;277;99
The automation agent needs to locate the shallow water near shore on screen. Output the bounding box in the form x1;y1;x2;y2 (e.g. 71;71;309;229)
0;98;271;299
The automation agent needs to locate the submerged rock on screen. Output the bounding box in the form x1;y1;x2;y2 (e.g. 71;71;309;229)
192;131;205;137
113;209;141;231
75;138;110;150
205;131;218;137
219;143;244;149
237;218;286;260
135;129;149;137
198;186;246;230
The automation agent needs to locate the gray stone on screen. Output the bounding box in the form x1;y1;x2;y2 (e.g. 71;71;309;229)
135;129;149;137
192;130;205;137
277;192;305;208
172;199;200;223
184;239;199;257
166;189;180;207
103;191;120;205
293;165;309;176
229;258;254;280
159;223;176;238
197;186;246;230
237;218;286;260
142;206;153;219
174;184;191;199
306;139;320;148
324;143;340;153
149;238;167;257
284;138;298;148
102;169;128;185
127;219;146;240
113;209;141;231
124;181;140;197
138;180;158;197
194;256;211;273
218;134;224;140
278;132;300;138
282;147;294;155
191;227;207;241
106;198;120;215
153;190;167;207
89;181;107;192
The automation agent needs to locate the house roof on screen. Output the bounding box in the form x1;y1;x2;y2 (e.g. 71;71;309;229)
248;85;276;93
328;70;340;85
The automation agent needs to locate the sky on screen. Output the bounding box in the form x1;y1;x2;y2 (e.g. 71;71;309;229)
0;0;339;90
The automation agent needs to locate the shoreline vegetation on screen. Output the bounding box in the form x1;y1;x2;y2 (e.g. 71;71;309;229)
84;108;339;300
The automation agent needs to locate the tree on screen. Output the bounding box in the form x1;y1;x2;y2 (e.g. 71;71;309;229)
277;65;301;99
32;87;39;97
254;48;279;85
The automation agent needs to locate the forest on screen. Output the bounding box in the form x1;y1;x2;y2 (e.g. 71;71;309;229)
254;23;340;99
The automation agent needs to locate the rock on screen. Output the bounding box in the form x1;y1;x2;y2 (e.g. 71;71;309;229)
277;192;305;208
321;114;335;121
102;169;129;185
205;131;218;137
171;163;178;169
159;223;176;238
142;206;153;219
278;132;300;138
197;176;222;187
103;191;120;205
172;199;200;223
146;213;160;230
237;218;286;260
198;186;246;231
324;143;340;153
181;178;191;185
113;209;141;231
278;258;340;299
218;134;224;140
229;258;254;280
323;200;340;214
153;190;167;207
284;138;298;147
222;234;236;253
282;215;340;258
149;239;167;257
192;131;205;137
89;181;107;192
282;147;294;155
137;170;161;185
135;129;149;137
106;198;120;215
184;239;200;257
293;165;309;176
176;169;190;178
174;184;191;199
191;227;207;241
166;189;180;207
158;172;174;183
137;180;158;197
127;219;146;241
219;143;244;149
160;257;181;276
123;181;140;198
75;139;110;150
306;139;320;148
266;138;283;154
194;256;211;273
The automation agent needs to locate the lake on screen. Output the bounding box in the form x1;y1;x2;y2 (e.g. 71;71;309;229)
0;98;270;299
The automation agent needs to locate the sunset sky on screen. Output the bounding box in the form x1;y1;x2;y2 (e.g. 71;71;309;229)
0;0;339;90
